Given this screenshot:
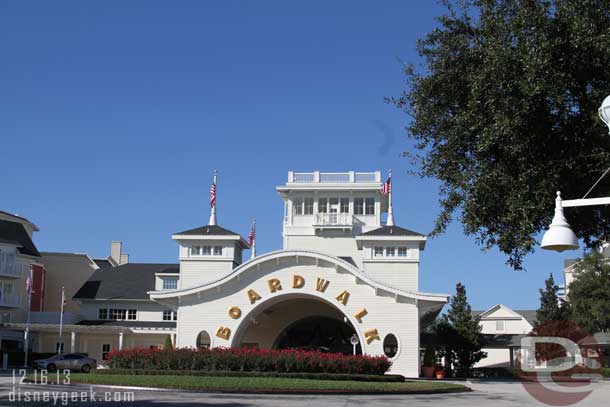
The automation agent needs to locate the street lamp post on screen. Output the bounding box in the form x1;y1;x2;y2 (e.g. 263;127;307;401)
541;95;610;252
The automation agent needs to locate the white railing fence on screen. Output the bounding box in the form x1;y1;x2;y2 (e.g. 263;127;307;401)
288;171;380;183
314;213;354;226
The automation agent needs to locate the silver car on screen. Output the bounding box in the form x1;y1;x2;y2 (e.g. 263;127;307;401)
33;353;96;373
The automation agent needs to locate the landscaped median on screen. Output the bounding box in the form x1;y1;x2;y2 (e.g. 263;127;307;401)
42;372;470;394
35;348;470;394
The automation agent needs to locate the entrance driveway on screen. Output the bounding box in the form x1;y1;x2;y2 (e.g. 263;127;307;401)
0;374;608;406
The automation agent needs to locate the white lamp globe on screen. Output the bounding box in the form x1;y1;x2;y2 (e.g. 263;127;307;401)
541;192;579;252
599;95;610;133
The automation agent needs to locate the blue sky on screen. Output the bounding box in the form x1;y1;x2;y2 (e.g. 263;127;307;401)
1;1;578;310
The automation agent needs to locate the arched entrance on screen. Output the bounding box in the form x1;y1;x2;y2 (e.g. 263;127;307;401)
274;315;362;354
231;294;363;355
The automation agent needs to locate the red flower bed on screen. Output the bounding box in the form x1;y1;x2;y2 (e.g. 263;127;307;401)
107;347;391;375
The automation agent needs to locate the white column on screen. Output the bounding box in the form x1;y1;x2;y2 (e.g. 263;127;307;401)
118;332;124;350
70;332;76;353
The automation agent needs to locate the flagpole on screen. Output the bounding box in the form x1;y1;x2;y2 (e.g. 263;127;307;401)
23;265;32;368
58;286;65;355
209;170;218;226
250;219;256;260
386;169;395;226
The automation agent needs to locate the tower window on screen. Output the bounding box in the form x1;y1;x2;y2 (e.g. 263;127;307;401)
293;198;303;215
365;198;375;215
318;198;328;213
340;198;350;213
354;198;364;215
304;198;314;214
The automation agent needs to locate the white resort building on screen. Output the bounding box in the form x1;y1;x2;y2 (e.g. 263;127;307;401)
0;170;450;377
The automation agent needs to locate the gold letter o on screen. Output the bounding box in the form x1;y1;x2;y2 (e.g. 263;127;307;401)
228;306;242;319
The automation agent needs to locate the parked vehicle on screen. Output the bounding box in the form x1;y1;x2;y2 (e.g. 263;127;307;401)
33;353;96;373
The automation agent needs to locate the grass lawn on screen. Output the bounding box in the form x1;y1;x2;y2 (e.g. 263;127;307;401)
44;373;469;394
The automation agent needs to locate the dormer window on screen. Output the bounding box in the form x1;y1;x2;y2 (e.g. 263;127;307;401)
162;277;178;290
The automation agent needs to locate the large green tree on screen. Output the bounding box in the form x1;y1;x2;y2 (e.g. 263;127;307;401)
391;0;610;269
568;251;610;332
444;283;486;377
535;273;570;326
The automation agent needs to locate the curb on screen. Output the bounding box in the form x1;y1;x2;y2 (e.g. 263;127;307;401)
25;380;473;395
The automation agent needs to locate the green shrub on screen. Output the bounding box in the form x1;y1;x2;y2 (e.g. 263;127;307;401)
422;348;436;367
97;368;404;382
107;347;391;375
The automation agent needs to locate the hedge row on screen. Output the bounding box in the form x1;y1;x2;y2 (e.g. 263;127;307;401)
98;368;404;382
107;347;391;375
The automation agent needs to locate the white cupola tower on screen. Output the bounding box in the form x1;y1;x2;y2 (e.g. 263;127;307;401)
172;225;250;289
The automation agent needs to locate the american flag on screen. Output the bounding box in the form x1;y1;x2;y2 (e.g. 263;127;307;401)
209;181;216;207
248;223;255;246
381;176;391;195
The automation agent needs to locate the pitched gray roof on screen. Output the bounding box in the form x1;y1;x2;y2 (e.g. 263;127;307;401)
514;310;537;325
0;219;40;257
93;259;113;269
359;225;425;237
174;225;240;236
73;263;179;300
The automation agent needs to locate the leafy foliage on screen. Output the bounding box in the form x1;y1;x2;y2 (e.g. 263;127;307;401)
535;273;570;326
444;283;486;376
427;283;486;377
391;0;610;269
422;347;437;367
163;335;173;350
568;251;610;332
107;347;391;375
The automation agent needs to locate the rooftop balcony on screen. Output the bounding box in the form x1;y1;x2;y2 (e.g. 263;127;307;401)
288;171;381;184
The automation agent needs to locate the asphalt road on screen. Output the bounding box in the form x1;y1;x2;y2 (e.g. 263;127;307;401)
0;373;608;406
